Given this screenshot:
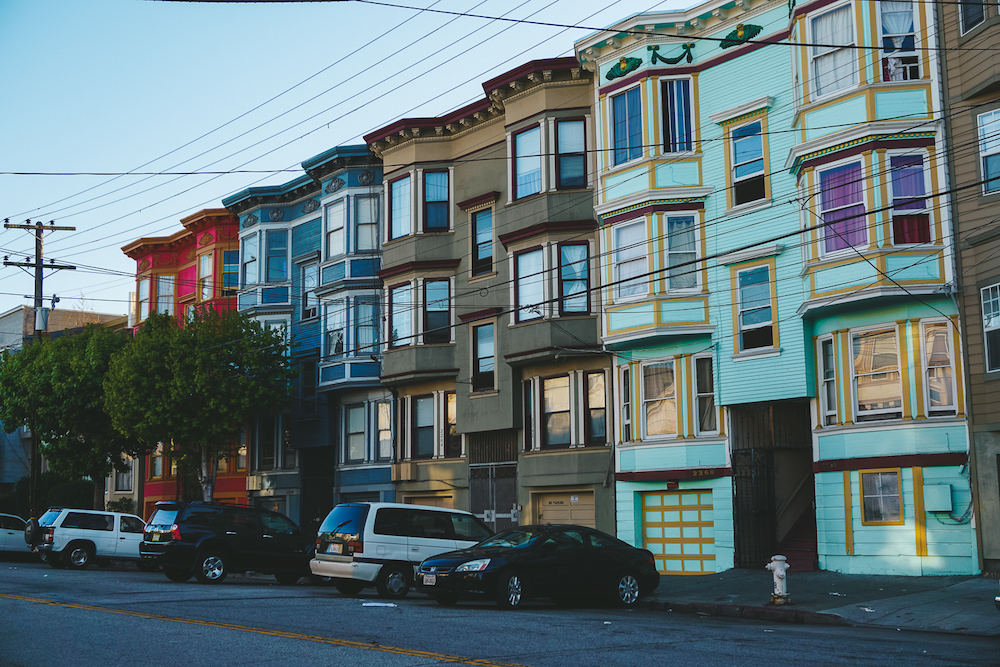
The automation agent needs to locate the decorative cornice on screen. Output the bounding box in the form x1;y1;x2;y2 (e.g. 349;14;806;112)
457;191;501;211
377;259;462;280
498;219;597;247
789;132;936;175
813;451;967;473
599;197;708;226
459;307;502;323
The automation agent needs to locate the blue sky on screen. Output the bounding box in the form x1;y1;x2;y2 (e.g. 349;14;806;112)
0;0;683;321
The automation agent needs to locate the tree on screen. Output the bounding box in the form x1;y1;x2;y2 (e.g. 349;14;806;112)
0;326;145;509
104;309;295;501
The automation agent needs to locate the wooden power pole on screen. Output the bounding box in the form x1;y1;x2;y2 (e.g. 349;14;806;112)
3;219;76;517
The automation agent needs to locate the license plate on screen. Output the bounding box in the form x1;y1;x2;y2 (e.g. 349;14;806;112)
423;574;436;586
151;534;160;542
326;543;342;555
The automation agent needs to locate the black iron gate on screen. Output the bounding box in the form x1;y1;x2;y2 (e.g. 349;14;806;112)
732;448;776;568
468;430;518;532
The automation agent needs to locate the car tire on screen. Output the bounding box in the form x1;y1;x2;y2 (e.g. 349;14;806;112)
194;550;228;584
334;579;365;596
274;572;300;585
612;571;641;608
375;564;411;599
164;567;192;583
495;571;523;610
433;594;458;607
65;542;93;569
23;518;40;546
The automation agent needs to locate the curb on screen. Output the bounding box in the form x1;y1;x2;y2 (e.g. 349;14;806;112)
642;599;851;626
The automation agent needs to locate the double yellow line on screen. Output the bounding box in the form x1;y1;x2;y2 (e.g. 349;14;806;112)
0;594;525;666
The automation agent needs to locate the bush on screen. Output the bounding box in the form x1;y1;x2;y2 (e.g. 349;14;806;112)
105;497;135;514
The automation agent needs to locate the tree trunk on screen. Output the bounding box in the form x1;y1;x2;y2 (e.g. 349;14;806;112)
93;478;104;510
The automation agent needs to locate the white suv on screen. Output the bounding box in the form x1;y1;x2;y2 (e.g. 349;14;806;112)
26;507;148;569
310;502;493;599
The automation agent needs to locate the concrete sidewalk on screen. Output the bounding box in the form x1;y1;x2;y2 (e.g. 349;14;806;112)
642;568;1000;636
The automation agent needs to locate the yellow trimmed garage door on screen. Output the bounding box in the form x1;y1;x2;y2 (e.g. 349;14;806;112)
642;490;715;575
536;491;595;528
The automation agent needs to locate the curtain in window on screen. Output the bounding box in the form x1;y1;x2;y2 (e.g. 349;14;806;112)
542;376;571;447
643;363;676;436
615;222;646;298
667;216;697;289
821;163;867;252
355;300;378;353
890;155;929;244
812;6;854;96
881;1;914;45
560;245;588;313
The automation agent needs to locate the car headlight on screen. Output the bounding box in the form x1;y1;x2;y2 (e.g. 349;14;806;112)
456;558;491;572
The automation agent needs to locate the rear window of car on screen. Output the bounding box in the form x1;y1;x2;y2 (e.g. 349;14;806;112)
319;504;369;536
38;509;63;527
147;509;179;528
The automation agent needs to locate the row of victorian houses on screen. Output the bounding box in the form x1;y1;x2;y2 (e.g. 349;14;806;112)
112;0;1000;577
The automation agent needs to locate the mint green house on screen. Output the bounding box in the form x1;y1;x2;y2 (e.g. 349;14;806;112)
575;0;977;576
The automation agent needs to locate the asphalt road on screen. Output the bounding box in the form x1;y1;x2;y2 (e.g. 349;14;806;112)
0;558;996;666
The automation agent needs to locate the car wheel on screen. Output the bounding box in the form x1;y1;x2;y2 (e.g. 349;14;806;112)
164;567;192;583
136;561;160;573
194;551;228;584
274;572;300;585
65;542;93;569
23;518;39;546
334;579;365;596
495;571;523;609
375;564;410;599
612;572;641;607
433;594;458;607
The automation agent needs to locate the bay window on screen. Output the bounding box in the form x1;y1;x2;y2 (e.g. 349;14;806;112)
302;264;319;320
880;1;918;81
423;279;451;344
820;162;867;253
222;250;239;296
811;5;856;97
265;230;287;282
960;0;985;34
642;362;676;438
694;357;716;434
556;119;586;189
662;79;692;153
389;283;412;348
614;220;647;299
889;155;929;244
559;243;589;315
979;110;1000;194
472;209;493;276
515;248;544;322
138;278;150;321
241;234;258;286
445;392;460;458
584;372;607;445
612;87;642;166
325;298;346;357
346;405;365;463
666;216;697;289
542;376;571;448
820;338;838;426
852;328;902;421
199;254;213;300
412;395;434;459
354;298;378;356
389;175;411;240
423;171;449;232
513;126;542;199
326;199;346;258
356;195;380;251
156;276;174;315
377;401;393;460
923;322;955;415
472;323;495;392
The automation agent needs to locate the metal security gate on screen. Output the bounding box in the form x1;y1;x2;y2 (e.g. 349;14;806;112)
468;430;518;532
732;448;776;568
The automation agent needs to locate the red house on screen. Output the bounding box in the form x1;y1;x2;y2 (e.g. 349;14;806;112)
121;209;244;519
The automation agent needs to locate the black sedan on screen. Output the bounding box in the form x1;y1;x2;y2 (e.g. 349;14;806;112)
416;524;659;609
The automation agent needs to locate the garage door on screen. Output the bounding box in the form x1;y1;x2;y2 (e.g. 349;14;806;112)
404;495;454;508
642;490;715;575
536;491;595;528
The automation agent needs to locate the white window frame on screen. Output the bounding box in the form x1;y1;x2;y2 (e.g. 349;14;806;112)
665;215;698;290
730;118;766;207
514;247;545;323
818;336;838;426
138;278;150;321
661;78;693;154
611;85;643;167
693;355;718;436
325;298;347;358
389;283;413;348
388;174;412;241
959;0;986;35
978;109;1000;195
887;150;931;246
325;198;346;259
512;125;543;200
199;253;214;301
345;404;366;463
982;283;1000;373
613;219;648;300
241;233;258;286
156;275;175;316
850;325;903;421
736;264;774;351
878;0;920;82
355;194;380;251
920;319;957;416
302;263;319;321
818;158;868;255
640;360;677;439
809;3;857;99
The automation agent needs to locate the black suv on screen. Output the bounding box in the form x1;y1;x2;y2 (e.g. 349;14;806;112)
140;501;314;585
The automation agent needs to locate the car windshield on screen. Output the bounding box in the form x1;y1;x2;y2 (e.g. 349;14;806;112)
38;509;62;527
477;527;546;549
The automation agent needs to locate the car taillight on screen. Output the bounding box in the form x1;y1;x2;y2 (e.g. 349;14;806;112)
346;539;362;555
43;528;53;543
171;524;182;541
315;538;322;550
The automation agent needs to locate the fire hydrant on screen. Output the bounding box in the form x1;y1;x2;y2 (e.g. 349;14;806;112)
765;555;790;605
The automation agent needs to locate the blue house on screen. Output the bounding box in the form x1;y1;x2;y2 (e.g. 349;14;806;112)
223;146;390;527
575;0;976;576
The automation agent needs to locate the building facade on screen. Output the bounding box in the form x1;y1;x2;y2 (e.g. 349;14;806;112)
366;58;614;532
575;0;977;576
122;209;245;519
937;0;1000;572
224;146;386;529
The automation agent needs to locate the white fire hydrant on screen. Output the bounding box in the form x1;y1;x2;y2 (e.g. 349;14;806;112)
765;555;790;605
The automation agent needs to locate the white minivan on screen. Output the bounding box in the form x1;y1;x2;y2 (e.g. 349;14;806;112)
310;502;492;599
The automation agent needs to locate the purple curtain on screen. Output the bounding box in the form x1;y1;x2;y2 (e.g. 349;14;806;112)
821;163;867;252
890;155;929;244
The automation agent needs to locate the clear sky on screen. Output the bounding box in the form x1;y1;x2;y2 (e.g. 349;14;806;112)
0;0;685;322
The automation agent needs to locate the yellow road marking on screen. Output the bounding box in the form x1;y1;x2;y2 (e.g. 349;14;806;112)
0;593;525;666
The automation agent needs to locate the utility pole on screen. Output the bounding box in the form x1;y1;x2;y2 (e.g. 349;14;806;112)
3;219;76;517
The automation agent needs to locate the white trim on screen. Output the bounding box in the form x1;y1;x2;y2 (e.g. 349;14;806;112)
717;244;783;266
709;96;773;126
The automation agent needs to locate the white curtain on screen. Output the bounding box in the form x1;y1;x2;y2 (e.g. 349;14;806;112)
812;6;855;96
